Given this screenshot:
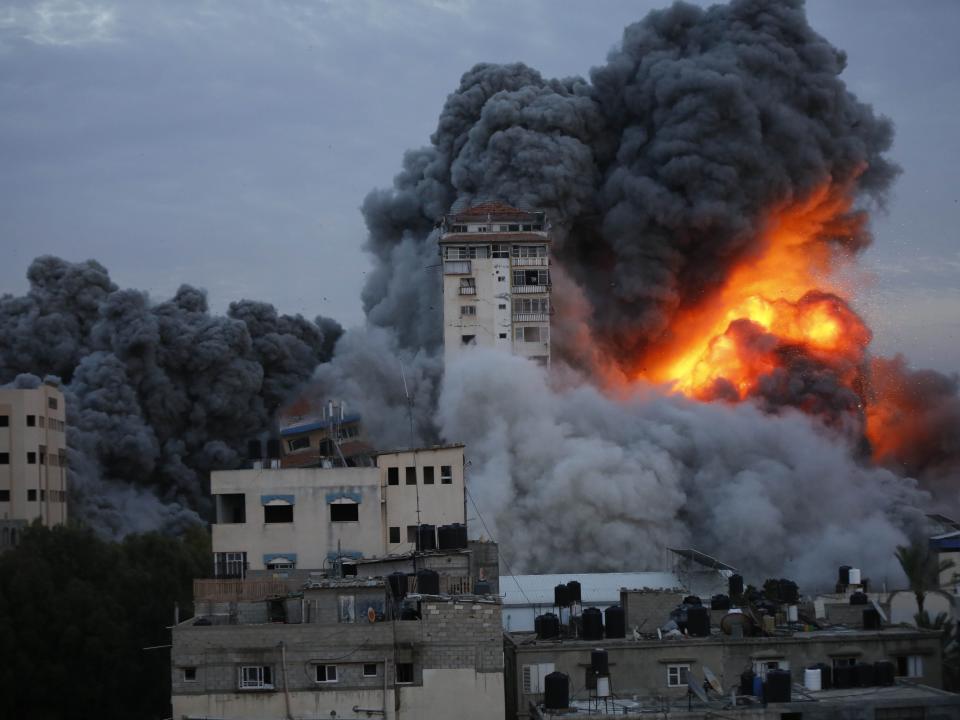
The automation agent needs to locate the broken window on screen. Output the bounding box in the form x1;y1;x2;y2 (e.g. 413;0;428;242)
396;663;414;684
461;334;476;346
287;436;310;451
264;505;293;523
329;502;359;522
405;467;417;485
423;466;435;484
388;467;399;485
514;326;547;343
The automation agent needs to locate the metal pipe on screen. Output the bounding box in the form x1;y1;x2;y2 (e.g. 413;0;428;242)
279;641;293;720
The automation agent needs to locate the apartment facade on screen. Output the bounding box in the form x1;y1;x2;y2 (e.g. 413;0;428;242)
0;382;68;547
210;444;467;575
439;201;551;366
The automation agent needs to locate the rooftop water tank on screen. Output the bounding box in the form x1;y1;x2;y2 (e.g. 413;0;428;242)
416;568;440;596
544;672;569;710
388;571;408;599
566;580;582;605
604;605;625;639
535;613;560;640
684;595;703;606
834;665;855;689
554;583;570;608
863;607;882;630
590;648;609;676
729;574;744;598
711;594;731;610
416;524;437;552
266;438;281;460
246;439;262;461
582;607;604;641
839;565;851;585
739;670;756;696
848;567;862;585
804;667;822;692
811;662;832;690
437;523;468;550
474;579;492;596
764;669;791;703
874;661;895;686
686;606;710;637
855;662;875;687
850;591;869;605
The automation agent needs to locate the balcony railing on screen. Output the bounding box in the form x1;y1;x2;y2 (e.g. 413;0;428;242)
444;260;472;275
513;313;550;322
458;286;476;295
194;578;290;602
512;256;549;267
512;285;550;294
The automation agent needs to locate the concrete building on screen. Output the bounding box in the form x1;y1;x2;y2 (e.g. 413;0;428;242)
0;382;68;548
439;201;551;366
210;444;467;576
278;398;372;469
172;577;505;720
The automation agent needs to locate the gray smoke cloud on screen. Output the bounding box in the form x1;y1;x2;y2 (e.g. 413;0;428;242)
0;256;342;537
314;0;947;588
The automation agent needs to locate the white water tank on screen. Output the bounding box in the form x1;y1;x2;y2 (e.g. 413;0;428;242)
804;667;822;692
848;567;862;585
787;605;799;623
596;676;610;698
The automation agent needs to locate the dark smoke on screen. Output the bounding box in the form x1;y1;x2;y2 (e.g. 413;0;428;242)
0;256;342;537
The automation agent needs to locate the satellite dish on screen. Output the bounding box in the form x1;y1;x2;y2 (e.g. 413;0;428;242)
703;666;723;695
687;674;708;703
367;607;376;623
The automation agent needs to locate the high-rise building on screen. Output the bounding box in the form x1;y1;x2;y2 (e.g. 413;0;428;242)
0;382;68;550
439;201;551;366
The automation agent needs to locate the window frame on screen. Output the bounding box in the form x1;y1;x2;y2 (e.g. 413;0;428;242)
389;526;400;543
667;664;691;687
264;504;294;524
440;466;452;485
423;466;435;485
329;501;359;523
182;666;197;682
315;664;338;683
405;467;417;485
363;663;378;678
238;665;274;690
396;662;414;684
460;304;477;317
388;467;399;486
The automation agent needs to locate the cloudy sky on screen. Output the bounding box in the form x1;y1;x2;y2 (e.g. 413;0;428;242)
1;0;957;372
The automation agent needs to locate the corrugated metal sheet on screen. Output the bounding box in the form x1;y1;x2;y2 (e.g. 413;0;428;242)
501;572;683;607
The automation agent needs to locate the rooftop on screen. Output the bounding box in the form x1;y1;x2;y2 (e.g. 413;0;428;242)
502;572;682;607
447;200;540;221
371;442;465;457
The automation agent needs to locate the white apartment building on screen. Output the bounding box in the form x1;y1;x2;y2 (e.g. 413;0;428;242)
0;382;68;549
210;444;466;575
439;201;551;366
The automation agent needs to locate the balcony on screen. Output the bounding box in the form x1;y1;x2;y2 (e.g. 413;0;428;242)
458;286;476;295
513;313;550;322
444;260;471;275
512;285;550;294
512;256;549;267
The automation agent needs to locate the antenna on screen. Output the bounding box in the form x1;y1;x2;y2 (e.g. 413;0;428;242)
399;362;415;449
399;362;422;573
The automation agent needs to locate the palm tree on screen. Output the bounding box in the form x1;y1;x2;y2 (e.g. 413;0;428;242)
895;541;955;616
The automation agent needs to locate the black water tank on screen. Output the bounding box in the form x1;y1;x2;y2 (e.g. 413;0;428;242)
388;571;408;599
874;661;895;686
778;580;799;604
266;438;280;459
850;591;869;605
863;607;882;629
834;665;856;689
839;565;852;585
416;568;440;595
566;580;582;604
590;648;609;676
740;670;756;696
811;662;832;690
437;523;468;549
536;613;560;640
341;563;357;577
582;607;604;641
684;595;703;606
729;574;744;598
416;524;436;552
711;594;731;610
687;606;710;637
544;672;569;710
474;579;492;596
764;669;791;703
246;439;262;461
554;583;570;608
400;606;419;621
604;605;625;638
855;662;875;687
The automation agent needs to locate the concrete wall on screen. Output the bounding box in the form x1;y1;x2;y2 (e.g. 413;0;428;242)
621;589;687;632
505;629;944;720
0;384;67;528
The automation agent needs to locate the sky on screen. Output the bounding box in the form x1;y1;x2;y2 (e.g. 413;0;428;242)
1;0;958;372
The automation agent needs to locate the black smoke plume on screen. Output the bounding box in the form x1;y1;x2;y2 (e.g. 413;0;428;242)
0;256;342;536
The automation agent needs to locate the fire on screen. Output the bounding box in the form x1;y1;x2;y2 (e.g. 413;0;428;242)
633;184;872;403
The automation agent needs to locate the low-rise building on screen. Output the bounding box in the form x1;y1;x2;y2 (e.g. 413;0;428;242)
172;577;505;720
0;381;68;546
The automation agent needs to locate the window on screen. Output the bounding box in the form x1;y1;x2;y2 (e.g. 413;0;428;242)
407;525;418;543
217;494;246;523
895;655;924;678
512;244;547;257
388;467;399;486
440;466;452;484
315;664;338;683
498;303;506;310
338;595;355;623
522;663;555;693
182;667;197;682
514;326;546;343
0;490;9;502
445;245;488;259
667;664;690;687
461;334;476;346
264;505;293;523
512;269;549;286
423;466;435;485
460;305;477;317
0;453;8;464
0;415;7;426
396;663;414;684
406;467;417;485
26;415;35;427
363;663;378;677
27;451;36;465
513;298;549;313
329;502;358;522
214;551;247;578
40;489;46;501
28;489;36;501
389;526;400;543
48;397;58;410
459;277;476;290
287;436;310;451
499;333;507;339
239;665;273;690
492;244;510;258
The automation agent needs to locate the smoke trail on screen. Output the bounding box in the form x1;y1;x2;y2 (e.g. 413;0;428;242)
0;257;342;537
